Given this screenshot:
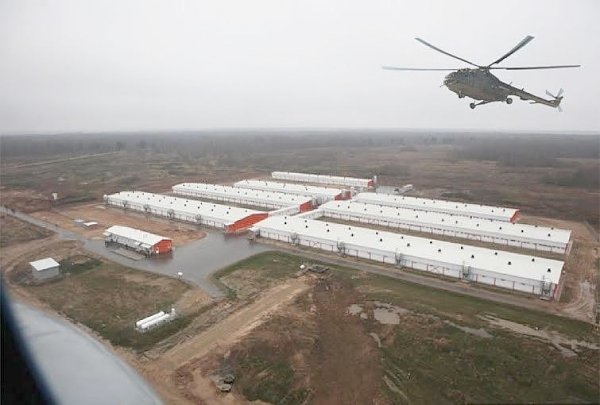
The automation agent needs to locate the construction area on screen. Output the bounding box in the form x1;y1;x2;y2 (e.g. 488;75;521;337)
1;158;597;404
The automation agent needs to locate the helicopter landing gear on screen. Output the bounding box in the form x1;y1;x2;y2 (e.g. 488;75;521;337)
506;97;513;104
469;101;489;109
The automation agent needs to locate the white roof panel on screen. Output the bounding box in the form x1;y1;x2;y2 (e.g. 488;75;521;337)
104;225;169;246
272;171;373;188
106;191;265;223
172;183;312;207
234;180;342;198
30;258;60;271
354;193;519;221
253;216;563;284
320;201;571;245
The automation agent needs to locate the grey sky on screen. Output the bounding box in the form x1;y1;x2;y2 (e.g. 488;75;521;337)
1;0;599;134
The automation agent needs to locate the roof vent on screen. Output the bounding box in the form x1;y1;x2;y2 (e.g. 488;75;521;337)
407;243;410;247
437;248;441;253
471;254;475;259
547;268;551;273
508;261;512;265
531;258;535;262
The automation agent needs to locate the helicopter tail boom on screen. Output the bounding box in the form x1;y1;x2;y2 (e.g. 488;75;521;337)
510;86;564;110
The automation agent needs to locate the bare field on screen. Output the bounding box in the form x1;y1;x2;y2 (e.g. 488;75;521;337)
189;252;598;405
30;204;206;246
0;214;52;247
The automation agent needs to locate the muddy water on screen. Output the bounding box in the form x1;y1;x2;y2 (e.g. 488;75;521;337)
2;206;271;297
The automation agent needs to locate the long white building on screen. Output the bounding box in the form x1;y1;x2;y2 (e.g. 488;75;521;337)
252;216;563;299
234;180;349;203
318;201;572;254
354;193;519;222
104;191;268;232
172;183;314;212
272;171;374;189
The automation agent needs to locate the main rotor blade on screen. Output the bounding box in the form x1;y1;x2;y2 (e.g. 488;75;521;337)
488;35;534;67
382;66;459;71
414;38;480;67
488;64;581;70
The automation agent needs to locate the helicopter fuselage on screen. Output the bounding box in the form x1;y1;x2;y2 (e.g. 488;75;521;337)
443;68;560;108
444;69;509;101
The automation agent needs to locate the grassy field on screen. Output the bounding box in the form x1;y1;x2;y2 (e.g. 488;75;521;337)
212;251;306;299
10;247;192;351
213;252;598;404
0;215;53;247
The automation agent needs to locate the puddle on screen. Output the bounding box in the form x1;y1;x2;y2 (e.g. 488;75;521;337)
347;301;410;325
372;302;410;325
444;320;493;339
347;304;363;316
373;308;400;325
479;315;599;357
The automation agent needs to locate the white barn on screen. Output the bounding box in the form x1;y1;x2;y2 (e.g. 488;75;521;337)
318;201;572;254
172;183;314;212
252;216;564;299
104;191;268;232
272;171;374;189
234;180;349;203
354;193;520;222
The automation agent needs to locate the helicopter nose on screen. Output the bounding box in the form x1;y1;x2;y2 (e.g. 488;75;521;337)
443;73;457;86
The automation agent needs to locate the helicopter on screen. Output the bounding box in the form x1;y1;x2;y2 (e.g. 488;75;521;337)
383;36;580;110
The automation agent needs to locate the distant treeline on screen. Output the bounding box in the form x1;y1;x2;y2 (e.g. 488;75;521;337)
2;131;598;168
454;136;599;167
0;130;455;160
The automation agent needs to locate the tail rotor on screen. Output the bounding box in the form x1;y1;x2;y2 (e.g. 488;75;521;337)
545;88;564;112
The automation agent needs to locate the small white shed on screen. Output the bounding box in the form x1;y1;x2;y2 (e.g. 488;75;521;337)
30;258;60;281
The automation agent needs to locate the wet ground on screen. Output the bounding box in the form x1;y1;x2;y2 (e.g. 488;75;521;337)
1;206;271;297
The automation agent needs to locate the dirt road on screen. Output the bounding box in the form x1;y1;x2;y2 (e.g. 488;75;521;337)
142;278;310;403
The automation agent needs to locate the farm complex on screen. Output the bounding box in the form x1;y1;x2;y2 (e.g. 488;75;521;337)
99;171;570;299
1;132;597;405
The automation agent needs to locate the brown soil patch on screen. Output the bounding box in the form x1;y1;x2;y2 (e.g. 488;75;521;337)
0;214;53;247
30;204;205;246
309;278;384;404
0;189;52;212
138;279;310;404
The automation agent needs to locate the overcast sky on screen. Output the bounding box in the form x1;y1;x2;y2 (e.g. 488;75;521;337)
1;0;599;134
